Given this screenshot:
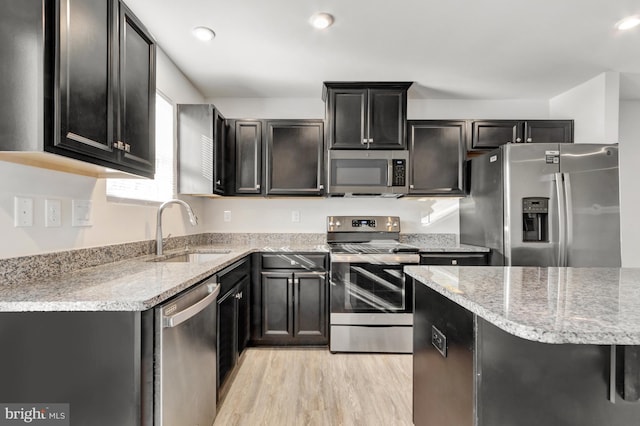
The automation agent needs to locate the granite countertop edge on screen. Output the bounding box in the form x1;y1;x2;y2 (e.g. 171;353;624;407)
0;245;328;313
405;266;640;346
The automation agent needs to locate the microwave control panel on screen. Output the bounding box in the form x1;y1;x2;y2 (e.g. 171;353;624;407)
392;159;406;186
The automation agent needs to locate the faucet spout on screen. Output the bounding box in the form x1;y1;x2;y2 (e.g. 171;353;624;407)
156;199;198;255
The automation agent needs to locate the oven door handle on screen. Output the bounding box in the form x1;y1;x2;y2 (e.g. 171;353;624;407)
330;253;420;264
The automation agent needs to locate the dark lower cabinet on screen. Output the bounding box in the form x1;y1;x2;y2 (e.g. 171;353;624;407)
216;258;250;400
413;279;474;426
253;253;328;345
420;252;489;266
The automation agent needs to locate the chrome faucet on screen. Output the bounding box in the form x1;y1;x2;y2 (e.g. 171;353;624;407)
156;199;198;255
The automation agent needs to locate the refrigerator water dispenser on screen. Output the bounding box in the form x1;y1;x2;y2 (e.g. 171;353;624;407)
522;197;548;242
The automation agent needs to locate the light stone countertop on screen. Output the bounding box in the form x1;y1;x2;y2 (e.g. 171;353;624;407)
417;244;490;253
405;266;640;345
0;245;327;312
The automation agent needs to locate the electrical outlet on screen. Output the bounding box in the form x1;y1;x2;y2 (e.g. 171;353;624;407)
45;199;62;228
223;210;231;222
14;197;34;227
291;210;300;223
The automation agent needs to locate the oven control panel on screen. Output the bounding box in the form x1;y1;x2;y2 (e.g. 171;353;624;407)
327;216;400;233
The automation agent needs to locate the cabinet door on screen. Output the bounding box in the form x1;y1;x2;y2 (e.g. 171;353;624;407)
54;0;117;162
217;290;238;391
177;104;214;194
328;89;367;149
368;88;407;149
266;120;324;195
470;120;524;150
408;121;465;195
116;2;155;177
235;121;262;194
524;120;573;143
236;276;250;355
293;272;328;343
260;272;294;340
213;110;227;194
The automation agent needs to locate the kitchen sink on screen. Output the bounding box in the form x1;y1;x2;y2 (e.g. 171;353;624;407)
149;250;232;263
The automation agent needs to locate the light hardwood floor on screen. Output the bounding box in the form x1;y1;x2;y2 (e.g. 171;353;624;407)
213;348;413;426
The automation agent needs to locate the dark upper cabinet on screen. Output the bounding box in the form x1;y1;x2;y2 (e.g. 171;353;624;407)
469;120;573;151
524;120;573;144
229;120;262;194
408;120;466;196
323;82;411;149
46;0;155;178
265;120;324;196
225;119;325;197
214;110;227;194
177;104;226;195
115;2;155;176
54;0;116;163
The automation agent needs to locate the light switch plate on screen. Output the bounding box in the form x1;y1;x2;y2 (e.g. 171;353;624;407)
291;210;300;223
223;210;231;222
72;200;92;227
14;197;34;227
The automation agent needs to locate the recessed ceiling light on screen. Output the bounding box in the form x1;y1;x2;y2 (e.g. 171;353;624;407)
309;13;334;30
192;26;216;41
616;15;640;31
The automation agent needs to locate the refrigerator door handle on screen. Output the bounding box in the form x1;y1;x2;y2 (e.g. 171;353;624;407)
555;172;567;267
563;173;574;266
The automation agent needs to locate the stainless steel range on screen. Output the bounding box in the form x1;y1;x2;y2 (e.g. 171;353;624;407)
327;216;419;353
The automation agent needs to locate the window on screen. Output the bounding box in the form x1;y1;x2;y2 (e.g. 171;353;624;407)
106;92;175;203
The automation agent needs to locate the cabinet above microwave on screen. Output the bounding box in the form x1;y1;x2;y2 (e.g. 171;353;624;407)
323;82;412;150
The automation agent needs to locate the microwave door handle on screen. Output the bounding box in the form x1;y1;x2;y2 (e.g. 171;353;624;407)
387;162;393;187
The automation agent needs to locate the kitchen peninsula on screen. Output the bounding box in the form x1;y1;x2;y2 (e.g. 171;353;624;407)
406;265;640;426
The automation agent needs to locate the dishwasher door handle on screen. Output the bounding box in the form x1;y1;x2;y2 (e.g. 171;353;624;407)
163;283;220;328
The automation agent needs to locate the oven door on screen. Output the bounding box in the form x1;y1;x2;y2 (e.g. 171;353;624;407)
330;253;417;315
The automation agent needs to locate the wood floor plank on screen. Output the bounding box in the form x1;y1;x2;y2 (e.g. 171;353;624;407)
214;348;413;426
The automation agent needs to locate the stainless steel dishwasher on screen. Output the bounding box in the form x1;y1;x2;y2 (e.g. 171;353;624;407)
155;275;220;426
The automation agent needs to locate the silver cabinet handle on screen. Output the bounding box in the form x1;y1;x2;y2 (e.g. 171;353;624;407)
163;284;220;328
256;184;261;190
318;184;324;190
235;291;243;299
124;143;131;153
410;184;415;189
526;137;532;143
216;180;221;185
293;278;300;285
515;137;522;143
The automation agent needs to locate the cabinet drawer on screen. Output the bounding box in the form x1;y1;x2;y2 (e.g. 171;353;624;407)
218;258;250;295
261;253;326;270
420;253;488;266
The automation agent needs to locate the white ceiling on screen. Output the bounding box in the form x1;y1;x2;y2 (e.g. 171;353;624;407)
124;0;640;100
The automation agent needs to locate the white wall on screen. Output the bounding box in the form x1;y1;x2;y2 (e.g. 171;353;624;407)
203;197;459;235
0;48;207;259
549;72;620;143
618;101;640;267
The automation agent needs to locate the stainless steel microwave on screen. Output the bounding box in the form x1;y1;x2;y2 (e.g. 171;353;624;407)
327;150;409;197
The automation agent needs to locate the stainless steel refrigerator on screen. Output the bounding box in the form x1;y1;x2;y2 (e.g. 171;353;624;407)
460;143;620;267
